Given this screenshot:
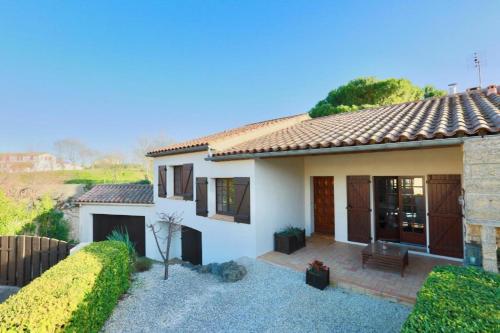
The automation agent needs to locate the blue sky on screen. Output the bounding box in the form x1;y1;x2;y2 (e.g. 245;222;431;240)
0;1;498;155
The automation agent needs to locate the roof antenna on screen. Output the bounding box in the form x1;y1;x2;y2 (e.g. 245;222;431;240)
473;52;482;88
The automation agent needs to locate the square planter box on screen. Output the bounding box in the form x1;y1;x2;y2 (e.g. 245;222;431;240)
296;229;306;249
274;229;306;255
274;233;298;255
306;268;330;290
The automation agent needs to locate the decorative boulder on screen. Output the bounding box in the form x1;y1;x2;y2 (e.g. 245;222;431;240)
219;261;247;282
185;260;247;282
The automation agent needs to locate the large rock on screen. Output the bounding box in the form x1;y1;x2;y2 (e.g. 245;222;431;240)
219;261;247;282
191;260;247;282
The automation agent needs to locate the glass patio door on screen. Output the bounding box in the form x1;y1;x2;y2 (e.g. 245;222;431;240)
374;176;426;246
374;177;400;241
399;177;426;245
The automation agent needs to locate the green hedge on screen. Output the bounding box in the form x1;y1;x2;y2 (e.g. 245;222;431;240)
0;241;130;332
402;265;500;333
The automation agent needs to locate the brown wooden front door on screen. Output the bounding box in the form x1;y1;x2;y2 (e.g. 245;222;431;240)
427;175;463;258
313;177;334;235
347;176;371;243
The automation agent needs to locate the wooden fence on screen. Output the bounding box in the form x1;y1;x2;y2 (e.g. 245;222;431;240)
0;236;70;287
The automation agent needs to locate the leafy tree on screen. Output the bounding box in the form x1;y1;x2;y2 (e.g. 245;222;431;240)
0;191;69;240
309;77;444;118
0;190;32;235
34;195;70;241
422;85;446;98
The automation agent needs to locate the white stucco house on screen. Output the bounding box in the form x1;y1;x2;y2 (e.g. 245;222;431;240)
77;85;500;272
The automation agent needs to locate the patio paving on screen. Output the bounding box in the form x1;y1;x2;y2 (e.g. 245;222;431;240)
259;235;460;304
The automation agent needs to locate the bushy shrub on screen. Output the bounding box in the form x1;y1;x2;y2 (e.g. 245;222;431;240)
402;265;500;333
106;228;137;262
134;257;153;272
35;196;70;240
276;226;304;237
0;241;130;332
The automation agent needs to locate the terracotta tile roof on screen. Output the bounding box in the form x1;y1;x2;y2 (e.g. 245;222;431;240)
147;113;309;156
214;89;500;157
76;184;153;205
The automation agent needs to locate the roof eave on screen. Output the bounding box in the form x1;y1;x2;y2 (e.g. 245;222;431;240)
76;201;154;206
206;137;468;162
146;144;209;158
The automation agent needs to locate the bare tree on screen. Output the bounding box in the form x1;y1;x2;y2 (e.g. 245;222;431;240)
148;212;183;280
134;134;174;181
54;138;97;167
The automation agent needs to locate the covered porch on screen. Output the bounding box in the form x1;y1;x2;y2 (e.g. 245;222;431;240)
259;235;459;304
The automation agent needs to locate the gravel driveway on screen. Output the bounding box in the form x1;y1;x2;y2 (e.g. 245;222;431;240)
104;258;411;333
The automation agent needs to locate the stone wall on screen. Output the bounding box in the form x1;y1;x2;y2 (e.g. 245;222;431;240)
463;135;500;272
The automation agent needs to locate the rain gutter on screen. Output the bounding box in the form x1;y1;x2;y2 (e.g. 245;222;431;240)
206;138;466;161
146;145;208;158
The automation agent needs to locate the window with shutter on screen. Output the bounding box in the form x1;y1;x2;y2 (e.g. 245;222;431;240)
216;178;235;216
158;165;167;198
234;177;250;223
181;163;194;201
196;177;208;216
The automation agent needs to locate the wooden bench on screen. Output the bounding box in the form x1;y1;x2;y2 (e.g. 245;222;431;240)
362;241;409;277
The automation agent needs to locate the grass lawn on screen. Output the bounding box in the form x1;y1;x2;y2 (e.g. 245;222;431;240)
1;166;148;188
63;167;149;185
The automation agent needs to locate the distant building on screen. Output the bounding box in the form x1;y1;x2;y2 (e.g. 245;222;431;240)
0;152;82;173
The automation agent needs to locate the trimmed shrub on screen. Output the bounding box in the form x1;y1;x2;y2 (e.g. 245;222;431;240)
0;241;130;332
402;265;500;333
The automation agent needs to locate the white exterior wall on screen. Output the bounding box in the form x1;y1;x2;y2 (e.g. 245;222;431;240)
254;157;305;255
79;145;465;264
78;203;172;261
153;151;257;264
303;146;463;246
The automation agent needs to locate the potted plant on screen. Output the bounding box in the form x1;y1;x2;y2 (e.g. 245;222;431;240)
306;260;330;290
274;226;306;254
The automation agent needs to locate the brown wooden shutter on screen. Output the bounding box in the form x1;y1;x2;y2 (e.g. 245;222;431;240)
427;175;463;258
158;165;166;198
346;175;371;243
196;177;208;216
182;163;194;201
234;177;250;223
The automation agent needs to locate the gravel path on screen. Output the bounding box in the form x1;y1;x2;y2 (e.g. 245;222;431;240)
104;258;411;333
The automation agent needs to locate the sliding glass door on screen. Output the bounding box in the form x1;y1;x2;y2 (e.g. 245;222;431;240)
374;176;426;246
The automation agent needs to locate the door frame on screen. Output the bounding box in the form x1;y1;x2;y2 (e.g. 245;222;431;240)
312;176;335;235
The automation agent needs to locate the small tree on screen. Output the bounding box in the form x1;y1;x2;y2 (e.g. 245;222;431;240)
148;212;183;280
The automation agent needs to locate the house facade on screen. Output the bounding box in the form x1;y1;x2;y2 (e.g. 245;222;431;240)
0;152;81;173
77;85;500;272
0;153;58;173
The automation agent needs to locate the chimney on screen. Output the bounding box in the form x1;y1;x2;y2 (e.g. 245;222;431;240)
486;84;498;96
448;83;457;95
466;86;481;93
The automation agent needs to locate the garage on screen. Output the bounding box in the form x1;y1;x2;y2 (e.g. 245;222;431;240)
93;214;146;256
181;226;202;265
